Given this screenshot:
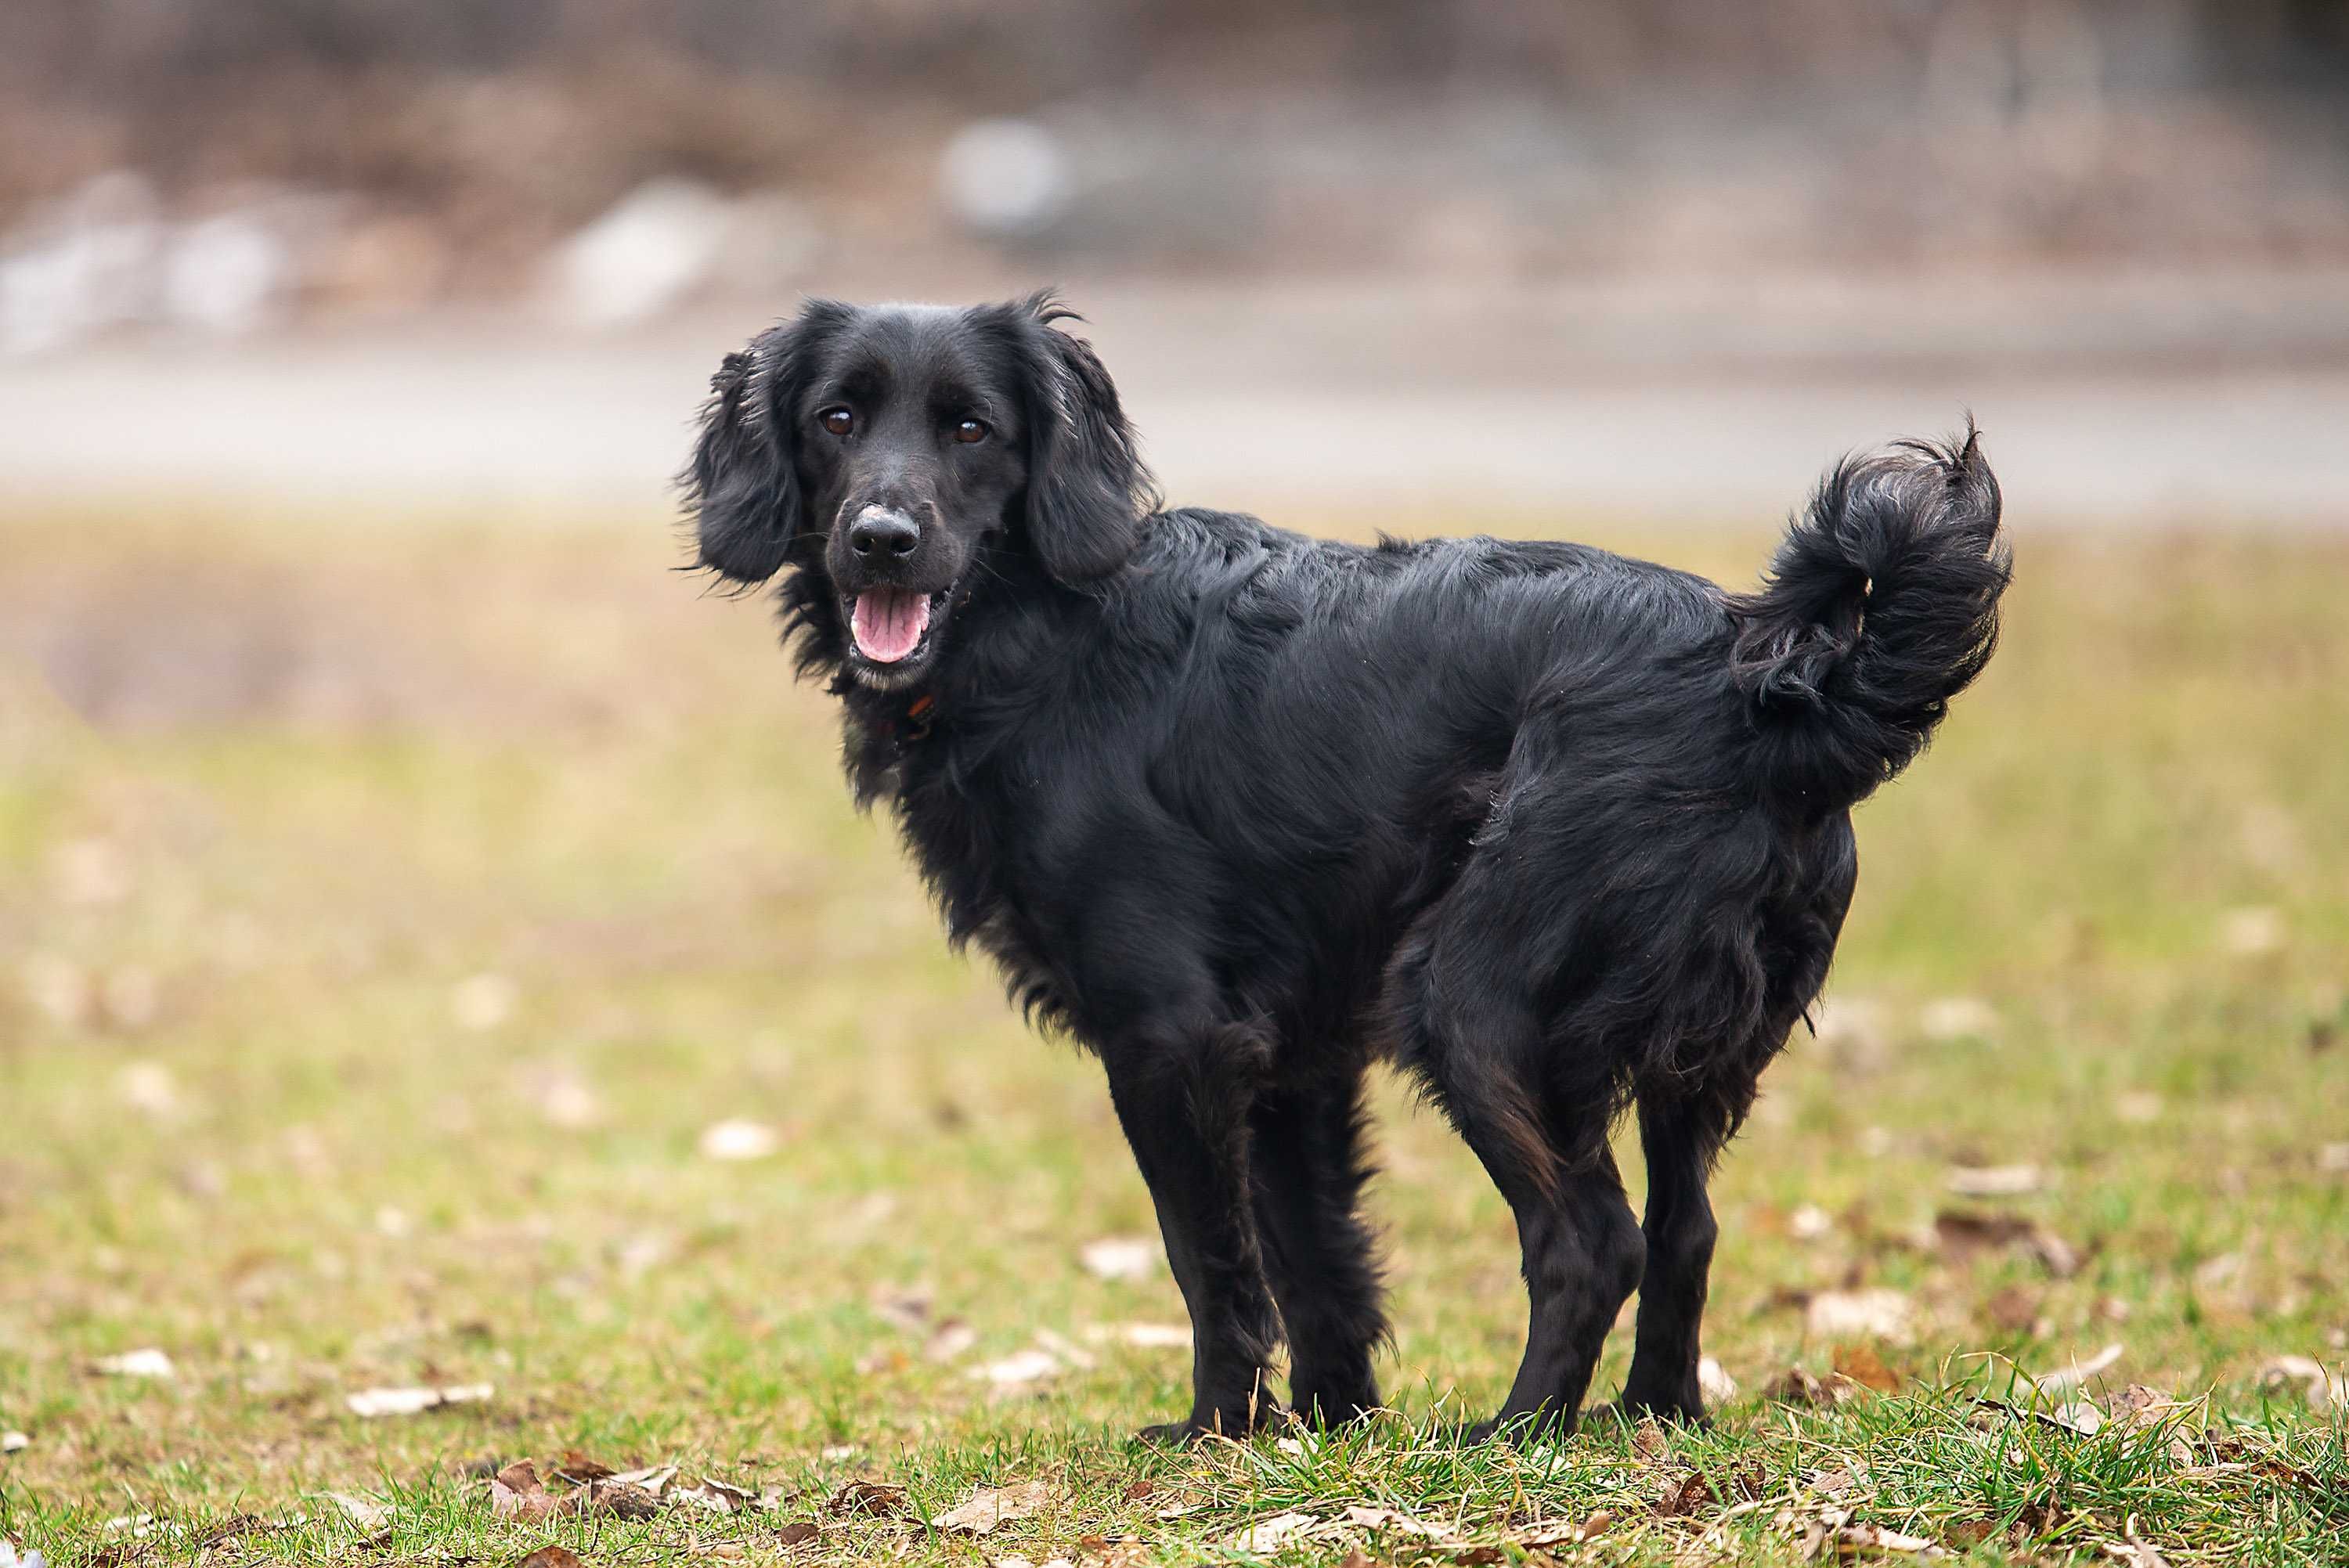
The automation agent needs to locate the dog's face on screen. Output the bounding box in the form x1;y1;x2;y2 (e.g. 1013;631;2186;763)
685;294;1150;690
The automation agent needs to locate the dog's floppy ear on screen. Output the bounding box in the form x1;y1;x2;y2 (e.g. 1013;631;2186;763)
1020;297;1153;584
684;323;802;586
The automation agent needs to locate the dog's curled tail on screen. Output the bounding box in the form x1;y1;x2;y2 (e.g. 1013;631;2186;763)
1728;422;2010;816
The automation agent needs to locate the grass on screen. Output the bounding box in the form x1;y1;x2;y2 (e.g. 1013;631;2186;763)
1;506;2345;1566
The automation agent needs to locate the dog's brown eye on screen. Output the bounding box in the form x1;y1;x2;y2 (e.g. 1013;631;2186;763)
821;407;854;437
954;418;988;444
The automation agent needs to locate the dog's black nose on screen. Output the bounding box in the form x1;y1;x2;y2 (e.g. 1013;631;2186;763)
849;508;921;559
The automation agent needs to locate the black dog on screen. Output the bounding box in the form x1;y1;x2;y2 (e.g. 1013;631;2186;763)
684;294;2008;1442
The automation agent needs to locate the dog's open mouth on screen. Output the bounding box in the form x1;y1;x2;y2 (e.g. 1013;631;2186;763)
849;587;948;665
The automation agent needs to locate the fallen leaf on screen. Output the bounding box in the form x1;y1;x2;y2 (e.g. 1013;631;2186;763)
1225;1511;1318;1552
1453;1548;1506;1566
1517;1511;1612;1548
828;1480;907;1517
1342;1505;1452;1539
1088;1321;1190;1350
1080;1238;1157;1280
2318;1143;2349;1173
1807;1289;1914;1343
698;1119;781;1161
595;1465;666;1491
322;1492;390;1530
512;1549;583;1568
932;1480;1051;1536
450;972;518;1030
490;1462;559;1523
2037;1343;2124;1393
1918;997;1998;1042
1932;1209;2078;1276
1765;1366;1849;1408
1834;1343;1903;1393
2259;1355;2349;1411
1699;1355;1738;1404
550;1451;618;1484
2044;1398;2105;1436
1655;1472;1713;1518
969;1349;1060;1386
2;1432;28;1453
680;1478;758;1515
776;1520;819;1545
872;1285;933;1330
346;1382;493;1418
96;1348;176;1379
1120;1480;1154;1503
1946;1164;2040;1198
2218;907;2284;957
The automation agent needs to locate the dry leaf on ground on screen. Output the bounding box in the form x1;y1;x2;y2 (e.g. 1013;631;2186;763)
1079;1237;1157;1279
2260;1355;2349;1411
828;1480;908;1517
1834;1343;1903;1393
776;1520;819;1545
1655;1472;1714;1518
969;1348;1061;1386
1517;1512;1613;1548
550;1451;617;1483
2037;1343;2124;1393
931;1480;1051;1536
513;1549;583;1568
1932;1209;2079;1276
698;1119;781;1161
1766;1366;1857;1408
2;1432;28;1452
1946;1163;2041;1197
1341;1505;1452;1539
95;1348;176;1379
489;1462;561;1522
1807;1289;1915;1343
345;1382;493;1417
1088;1321;1189;1349
321;1492;389;1530
1225;1511;1319;1552
1699;1355;1738;1404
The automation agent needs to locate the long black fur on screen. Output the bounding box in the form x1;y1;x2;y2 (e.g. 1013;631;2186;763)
684;294;2011;1442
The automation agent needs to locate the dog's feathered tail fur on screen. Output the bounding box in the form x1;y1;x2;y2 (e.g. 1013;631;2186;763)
1729;421;2010;816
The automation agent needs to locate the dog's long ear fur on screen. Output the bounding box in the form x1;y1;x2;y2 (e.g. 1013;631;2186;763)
1019;296;1153;584
684;323;802;586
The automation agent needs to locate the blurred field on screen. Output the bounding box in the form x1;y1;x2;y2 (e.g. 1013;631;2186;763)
2;507;2346;1565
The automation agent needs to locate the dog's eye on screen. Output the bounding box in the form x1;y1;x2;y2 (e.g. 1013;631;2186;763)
820;407;854;437
953;418;988;444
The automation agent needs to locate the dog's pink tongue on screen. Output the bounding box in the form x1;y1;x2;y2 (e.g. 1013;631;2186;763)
851;589;930;663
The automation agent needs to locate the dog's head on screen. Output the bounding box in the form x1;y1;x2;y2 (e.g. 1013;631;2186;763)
684;293;1151;690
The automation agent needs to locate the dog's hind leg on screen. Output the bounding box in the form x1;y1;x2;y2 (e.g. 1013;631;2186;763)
1104;1018;1286;1442
1617;1090;1731;1424
1403;985;1643;1440
1249;1072;1385;1426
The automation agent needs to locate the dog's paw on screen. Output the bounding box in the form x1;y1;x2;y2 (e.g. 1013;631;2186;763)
1615;1386;1710;1429
1133;1418;1211;1447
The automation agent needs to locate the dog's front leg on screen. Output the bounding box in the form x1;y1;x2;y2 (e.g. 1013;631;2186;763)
1102;1019;1283;1442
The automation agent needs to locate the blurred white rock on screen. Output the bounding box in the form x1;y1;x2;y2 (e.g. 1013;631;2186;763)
161;211;292;335
939;119;1073;240
0;171;164;355
548;178;731;327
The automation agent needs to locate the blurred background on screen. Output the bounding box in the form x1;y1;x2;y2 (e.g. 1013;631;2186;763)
2;0;2348;516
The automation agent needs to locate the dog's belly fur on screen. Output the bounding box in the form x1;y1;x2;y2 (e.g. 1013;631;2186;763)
875;510;1853;1120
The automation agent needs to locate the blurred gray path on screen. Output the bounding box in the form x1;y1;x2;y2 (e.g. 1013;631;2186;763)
4;273;2346;524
